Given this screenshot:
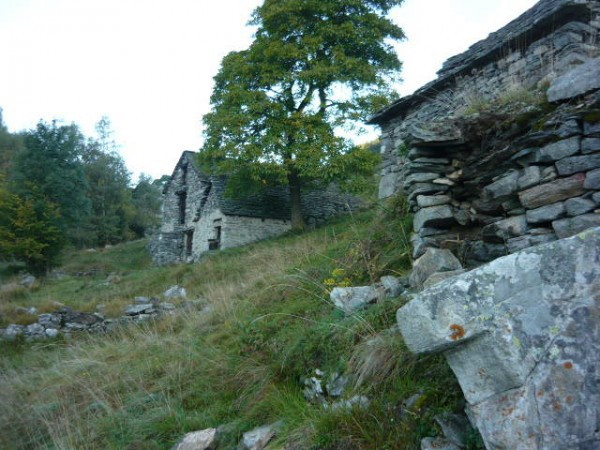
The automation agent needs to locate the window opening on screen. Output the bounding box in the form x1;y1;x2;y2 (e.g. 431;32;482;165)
185;230;194;256
209;219;222;250
178;192;187;224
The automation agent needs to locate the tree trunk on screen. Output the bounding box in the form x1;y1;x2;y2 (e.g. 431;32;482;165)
288;170;306;231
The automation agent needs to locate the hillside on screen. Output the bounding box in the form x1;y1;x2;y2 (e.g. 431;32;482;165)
0;203;480;449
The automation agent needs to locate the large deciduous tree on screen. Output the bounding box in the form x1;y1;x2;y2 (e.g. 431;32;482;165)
201;0;404;229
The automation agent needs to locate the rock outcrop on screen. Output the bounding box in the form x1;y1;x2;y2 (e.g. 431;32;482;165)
397;228;600;449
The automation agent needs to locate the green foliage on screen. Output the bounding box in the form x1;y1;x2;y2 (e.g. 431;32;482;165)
0;210;479;449
0;112;163;269
0;110;24;179
12;120;91;245
130;174;162;238
201;0;403;227
81;117;135;246
0;184;63;274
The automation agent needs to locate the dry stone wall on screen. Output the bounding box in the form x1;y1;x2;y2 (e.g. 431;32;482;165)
374;0;600;202
371;0;600;266
150;150;362;265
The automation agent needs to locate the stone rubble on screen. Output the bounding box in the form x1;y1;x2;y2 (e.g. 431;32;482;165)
238;422;282;450
329;275;404;314
171;428;218;450
397;228;600;449
0;285;200;341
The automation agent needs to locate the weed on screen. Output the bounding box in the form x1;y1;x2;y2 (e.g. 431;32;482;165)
0;210;467;449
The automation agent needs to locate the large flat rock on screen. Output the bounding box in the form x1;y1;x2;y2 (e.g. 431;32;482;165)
548;56;600;102
397;227;600;449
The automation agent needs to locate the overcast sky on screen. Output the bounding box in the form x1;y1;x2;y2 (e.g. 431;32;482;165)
0;0;538;180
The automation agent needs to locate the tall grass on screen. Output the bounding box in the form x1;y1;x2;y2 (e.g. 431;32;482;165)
0;206;476;449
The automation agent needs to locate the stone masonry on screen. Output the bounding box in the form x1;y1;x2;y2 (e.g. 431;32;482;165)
369;0;600;265
149;151;361;265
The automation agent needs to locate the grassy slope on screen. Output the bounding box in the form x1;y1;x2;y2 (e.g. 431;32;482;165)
0;205;478;449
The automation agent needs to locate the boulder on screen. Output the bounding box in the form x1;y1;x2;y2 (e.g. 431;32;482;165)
172;428;218;450
420;437;461;450
379;172;399;199
413;205;455;232
584;120;600;137
547;56;600;102
159;302;177;311
582;138;600;154
584;167;600;189
481;215;528;242
397;228;600;450
525;202;565;224
3;324;24;341
57;307;103;329
482;172;519;200
124;304;155;316
423;269;467;289
239;422;281;450
25;323;45;336
330;395;370;411
416;194;451;208
517;166;541;190
434;413;470;448
134;296;157;305
506;234;557;253
38;313;61;329
19;274;36;288
565;196;596;216
518;173;586;209
45;328;60;338
552;213;600;238
403;172;440;187
379;275;404;298
537;137;580;162
409;248;462;290
555;153;600;176
330;286;379;314
326;373;349;398
164;285;187;299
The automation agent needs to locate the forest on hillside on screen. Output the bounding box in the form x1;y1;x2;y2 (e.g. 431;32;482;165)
0;109;164;274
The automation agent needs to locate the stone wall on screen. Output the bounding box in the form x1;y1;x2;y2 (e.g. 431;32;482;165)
150;151;362;265
374;0;600;201
406;93;600;267
221;215;291;250
370;0;600;266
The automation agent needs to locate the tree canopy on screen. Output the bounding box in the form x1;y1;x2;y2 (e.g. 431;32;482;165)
0;115;163;273
201;0;404;229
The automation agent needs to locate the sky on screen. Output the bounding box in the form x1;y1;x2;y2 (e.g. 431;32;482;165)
0;0;538;180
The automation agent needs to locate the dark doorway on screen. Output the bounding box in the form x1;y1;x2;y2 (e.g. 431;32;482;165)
209;221;222;251
185;230;194;257
178;192;187;224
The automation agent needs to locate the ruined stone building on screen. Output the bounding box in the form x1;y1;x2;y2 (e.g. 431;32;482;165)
149;151;360;265
368;1;600;448
370;0;600;266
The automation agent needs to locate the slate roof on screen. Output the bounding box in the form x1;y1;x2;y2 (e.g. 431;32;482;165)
162;150;208;194
368;0;592;125
165;151;296;220
210;176;294;221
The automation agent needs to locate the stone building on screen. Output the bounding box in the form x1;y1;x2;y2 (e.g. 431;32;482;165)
366;2;600;448
149;151;360;265
369;0;600;265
